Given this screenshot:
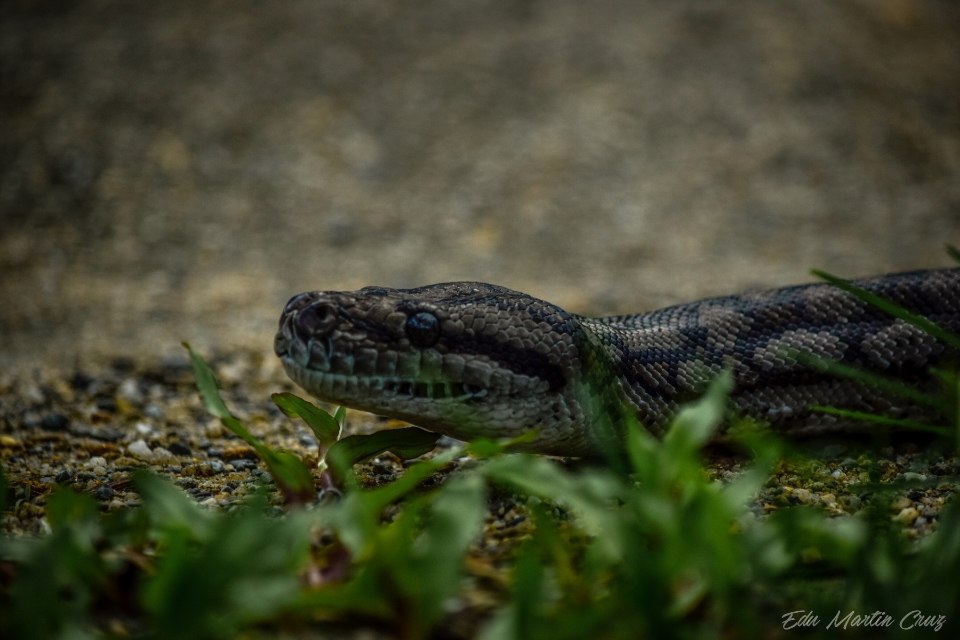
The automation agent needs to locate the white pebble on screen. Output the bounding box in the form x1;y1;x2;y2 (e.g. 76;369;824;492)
894;507;920;524
128;439;154;461
119;378;143;403
151;447;177;464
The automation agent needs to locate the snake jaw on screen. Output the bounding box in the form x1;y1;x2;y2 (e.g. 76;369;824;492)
274;283;594;453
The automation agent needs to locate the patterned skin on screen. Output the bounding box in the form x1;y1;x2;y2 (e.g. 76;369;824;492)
275;269;960;456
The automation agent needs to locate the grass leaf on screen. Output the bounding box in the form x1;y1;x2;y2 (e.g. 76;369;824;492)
327;427;440;473
810;405;950;435
811;269;960;351
184;343;315;504
271;392;342;448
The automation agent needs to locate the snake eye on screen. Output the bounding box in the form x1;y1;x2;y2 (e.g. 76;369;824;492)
405;311;441;347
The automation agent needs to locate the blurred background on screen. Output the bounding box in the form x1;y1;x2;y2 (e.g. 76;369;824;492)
2;0;959;375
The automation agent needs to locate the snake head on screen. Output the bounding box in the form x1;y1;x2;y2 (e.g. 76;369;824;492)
274;281;594;454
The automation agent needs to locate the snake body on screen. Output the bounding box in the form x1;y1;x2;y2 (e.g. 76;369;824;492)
275;268;960;456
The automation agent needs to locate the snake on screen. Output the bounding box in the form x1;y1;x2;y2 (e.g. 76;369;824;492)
274;268;960;456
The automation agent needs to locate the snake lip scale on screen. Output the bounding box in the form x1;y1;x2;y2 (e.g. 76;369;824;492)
275;269;960;456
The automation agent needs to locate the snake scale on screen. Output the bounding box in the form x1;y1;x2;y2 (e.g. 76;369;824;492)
275;268;960;456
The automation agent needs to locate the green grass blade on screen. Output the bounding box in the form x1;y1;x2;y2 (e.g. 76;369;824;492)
183;342;232;421
811;269;960;351
795;352;943;409
946;244;960;264
271;392;342;447
664;370;732;453
809;406;951;435
184;343;314;503
133;471;213;540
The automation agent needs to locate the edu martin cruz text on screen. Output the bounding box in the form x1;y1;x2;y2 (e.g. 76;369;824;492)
781;609;946;632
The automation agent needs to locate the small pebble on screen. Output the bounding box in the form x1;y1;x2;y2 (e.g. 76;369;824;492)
168;442;192;457
128;439;154;461
205;422;225;438
95;486;114;501
931;460;959;475
135;421;154;436
152;447;177;464
891;496;913;510
40;413;70;431
118;378;143;404
229;459;257;472
90;428;124;442
840;495;861;511
85;456;107;470
894;507;919;524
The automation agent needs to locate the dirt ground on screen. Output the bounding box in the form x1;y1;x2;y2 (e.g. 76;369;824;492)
2;0;958;376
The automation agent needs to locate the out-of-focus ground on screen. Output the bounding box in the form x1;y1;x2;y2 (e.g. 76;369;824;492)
2;0;959;375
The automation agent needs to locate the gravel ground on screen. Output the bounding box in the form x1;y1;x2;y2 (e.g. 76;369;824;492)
2;349;956;542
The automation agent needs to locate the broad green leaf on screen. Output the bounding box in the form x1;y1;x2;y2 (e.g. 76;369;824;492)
271;392;342;447
264;450;316;504
327;427;440;473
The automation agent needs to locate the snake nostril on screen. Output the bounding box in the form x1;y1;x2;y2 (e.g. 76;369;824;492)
284;292;316;314
296;302;339;336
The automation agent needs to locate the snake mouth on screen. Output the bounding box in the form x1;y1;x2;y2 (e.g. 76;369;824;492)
275;311;494;410
279;357;488;404
275;309;504;408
